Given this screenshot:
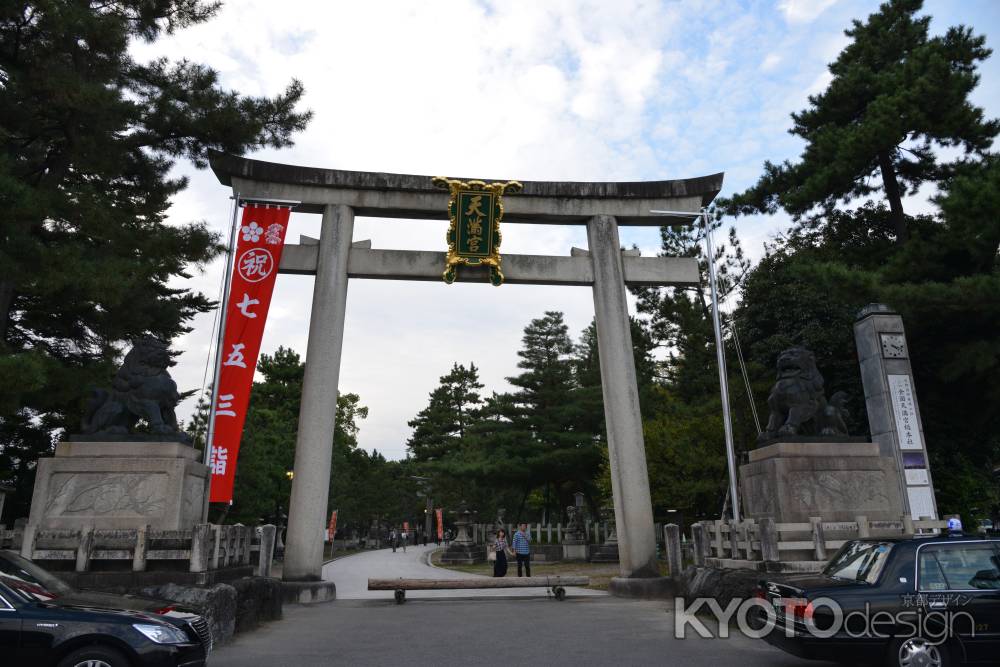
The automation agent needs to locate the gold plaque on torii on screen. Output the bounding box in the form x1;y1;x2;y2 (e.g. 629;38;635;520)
432;177;522;286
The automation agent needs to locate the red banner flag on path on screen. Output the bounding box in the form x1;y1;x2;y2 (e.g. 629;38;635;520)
209;205;291;503
436;508;444;540
328;509;338;542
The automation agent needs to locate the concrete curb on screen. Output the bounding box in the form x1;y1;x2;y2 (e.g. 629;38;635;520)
322;547;377;566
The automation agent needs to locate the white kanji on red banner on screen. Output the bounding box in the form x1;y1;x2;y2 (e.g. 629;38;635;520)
237;248;274;283
209;205;291;503
210;446;228;475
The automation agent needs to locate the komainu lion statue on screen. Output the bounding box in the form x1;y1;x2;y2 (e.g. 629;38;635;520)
80;336;190;442
757;347;849;444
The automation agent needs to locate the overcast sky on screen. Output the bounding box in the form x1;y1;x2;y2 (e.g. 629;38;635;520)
131;0;1000;460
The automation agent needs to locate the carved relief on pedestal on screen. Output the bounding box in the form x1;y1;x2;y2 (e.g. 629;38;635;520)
786;470;889;512
44;472;168;518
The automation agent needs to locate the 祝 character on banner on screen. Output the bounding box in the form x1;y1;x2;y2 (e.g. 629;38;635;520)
238;248;274;283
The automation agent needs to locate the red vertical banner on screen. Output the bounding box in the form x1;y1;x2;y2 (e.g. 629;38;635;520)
327;509;338;542
435;508;444;540
209;205;292;503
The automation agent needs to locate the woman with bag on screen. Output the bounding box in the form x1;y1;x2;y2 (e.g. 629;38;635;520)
490;528;509;577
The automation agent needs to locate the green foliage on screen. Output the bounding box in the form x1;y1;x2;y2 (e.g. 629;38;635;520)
0;1;311;505
407;363;483;463
728;0;997;242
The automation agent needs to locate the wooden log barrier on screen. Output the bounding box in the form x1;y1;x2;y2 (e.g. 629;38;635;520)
368;576;590;604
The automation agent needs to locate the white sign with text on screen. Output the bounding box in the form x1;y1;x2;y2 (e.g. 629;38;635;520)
888;374;924;451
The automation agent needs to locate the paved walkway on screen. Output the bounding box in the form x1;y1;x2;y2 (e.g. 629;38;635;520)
210;597;835;667
208;547;836;666
323;543;605;600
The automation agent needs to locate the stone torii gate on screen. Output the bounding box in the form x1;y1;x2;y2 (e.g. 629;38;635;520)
208;152;723;582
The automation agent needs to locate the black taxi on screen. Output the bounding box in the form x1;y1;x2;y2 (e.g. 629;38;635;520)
754;532;1000;666
0;549;210;666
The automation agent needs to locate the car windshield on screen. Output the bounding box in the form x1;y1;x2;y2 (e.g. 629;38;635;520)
823;541;894;584
0;549;75;602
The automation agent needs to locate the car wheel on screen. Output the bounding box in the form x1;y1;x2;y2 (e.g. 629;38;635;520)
890;636;952;667
57;645;130;667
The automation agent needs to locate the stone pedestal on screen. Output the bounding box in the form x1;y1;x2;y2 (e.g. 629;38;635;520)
27;441;209;531
562;540;587;561
588;543;620;563
741;441;904;523
440;505;484;564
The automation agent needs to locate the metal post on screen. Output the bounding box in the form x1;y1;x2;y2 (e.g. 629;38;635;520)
703;209;741;523
202;194;241;517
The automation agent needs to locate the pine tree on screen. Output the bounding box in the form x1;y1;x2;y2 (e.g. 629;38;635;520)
406;363;483;462
0;1;311;481
728;0;997;243
504;311;600;518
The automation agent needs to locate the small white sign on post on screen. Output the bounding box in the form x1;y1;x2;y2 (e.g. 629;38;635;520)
907;487;936;520
888;374;923;450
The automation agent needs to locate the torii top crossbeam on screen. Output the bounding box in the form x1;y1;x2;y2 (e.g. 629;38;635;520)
208;151;723;224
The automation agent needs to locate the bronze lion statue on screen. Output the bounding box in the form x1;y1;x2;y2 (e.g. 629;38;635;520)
80;336;190;442
757;347;849;444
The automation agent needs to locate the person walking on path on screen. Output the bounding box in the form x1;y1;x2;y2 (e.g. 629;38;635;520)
492;528;510;577
512;523;531;577
401;529;408;553
390;528;398;553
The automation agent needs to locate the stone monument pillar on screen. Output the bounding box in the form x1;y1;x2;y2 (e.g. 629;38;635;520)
854;304;938;520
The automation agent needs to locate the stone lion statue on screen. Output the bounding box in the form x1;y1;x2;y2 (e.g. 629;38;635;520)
80;336;190;442
757;347;849;444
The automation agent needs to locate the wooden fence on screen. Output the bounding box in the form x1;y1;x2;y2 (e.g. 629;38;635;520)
0;524;278;577
687;515;949;571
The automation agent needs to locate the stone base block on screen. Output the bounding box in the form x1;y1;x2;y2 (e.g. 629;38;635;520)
439;543;486;564
281;580;336;604
608;576;679;600
58;566;253;591
531;544;563;562
588;543;620;563
27;441;209;531
741;441;904;524
562;542;587;561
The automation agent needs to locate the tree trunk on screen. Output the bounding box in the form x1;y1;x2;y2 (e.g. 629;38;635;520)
0;279;13;344
878;151;909;244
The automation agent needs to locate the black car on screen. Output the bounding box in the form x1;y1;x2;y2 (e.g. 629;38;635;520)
755;534;1000;666
0;549;210;667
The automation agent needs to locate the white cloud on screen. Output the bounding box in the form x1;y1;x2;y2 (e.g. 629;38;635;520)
777;0;839;24
761;52;782;71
